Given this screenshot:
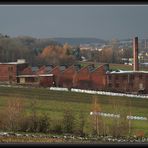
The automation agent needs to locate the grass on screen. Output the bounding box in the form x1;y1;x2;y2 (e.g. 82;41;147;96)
78;61;148;71
0;86;147;136
110;64;132;71
0;136;65;143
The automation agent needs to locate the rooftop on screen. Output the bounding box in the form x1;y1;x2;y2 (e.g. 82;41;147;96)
107;70;148;74
0;59;27;65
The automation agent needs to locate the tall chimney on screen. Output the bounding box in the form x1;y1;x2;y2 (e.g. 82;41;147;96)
133;37;139;71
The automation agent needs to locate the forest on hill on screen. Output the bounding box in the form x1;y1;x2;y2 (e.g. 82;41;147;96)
0;33;133;66
0;34;79;66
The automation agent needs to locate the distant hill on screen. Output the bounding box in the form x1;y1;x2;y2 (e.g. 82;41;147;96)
50;37;106;46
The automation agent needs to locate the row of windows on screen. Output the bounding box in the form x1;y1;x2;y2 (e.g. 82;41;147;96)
8;66;13;72
108;83;120;88
108;74;146;81
0;67;14;72
108;82;134;88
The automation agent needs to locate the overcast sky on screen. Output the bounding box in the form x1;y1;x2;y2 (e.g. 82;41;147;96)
0;5;148;40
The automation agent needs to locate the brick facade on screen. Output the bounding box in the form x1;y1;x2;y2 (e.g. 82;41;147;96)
106;72;148;93
0;63;28;84
59;65;81;89
90;64;109;90
74;65;94;89
0;60;148;94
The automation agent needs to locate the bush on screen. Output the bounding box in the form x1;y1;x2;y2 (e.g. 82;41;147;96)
0;98;25;132
50;119;63;134
74;112;85;136
19;116;31;132
62;108;75;134
38;113;51;133
19;114;51;133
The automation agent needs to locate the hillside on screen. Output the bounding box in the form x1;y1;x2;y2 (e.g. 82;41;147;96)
51;37;106;46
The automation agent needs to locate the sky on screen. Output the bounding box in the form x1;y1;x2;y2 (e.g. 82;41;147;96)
0;5;148;40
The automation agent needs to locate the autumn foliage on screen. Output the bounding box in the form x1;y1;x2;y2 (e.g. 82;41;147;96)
38;43;75;65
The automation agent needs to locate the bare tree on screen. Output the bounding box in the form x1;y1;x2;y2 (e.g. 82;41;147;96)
75;112;85;136
109;99;129;137
3;97;25;131
91;95;104;136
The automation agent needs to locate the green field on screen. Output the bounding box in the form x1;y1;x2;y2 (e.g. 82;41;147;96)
0;86;147;137
78;61;148;71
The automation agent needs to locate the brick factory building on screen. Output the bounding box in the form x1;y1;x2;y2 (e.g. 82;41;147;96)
90;64;109;91
73;64;95;90
0;59;28;84
17;66;39;85
105;37;148;94
59;64;81;89
17;65;54;87
106;71;148;94
36;65;55;87
0;37;148;94
50;65;67;87
0;60;147;94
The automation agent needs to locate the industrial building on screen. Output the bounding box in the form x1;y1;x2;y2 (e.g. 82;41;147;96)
0;37;147;94
106;37;148;94
0;59;28;84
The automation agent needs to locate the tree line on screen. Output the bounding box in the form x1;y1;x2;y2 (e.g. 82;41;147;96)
0;34;79;66
81;39;133;64
0;34;133;66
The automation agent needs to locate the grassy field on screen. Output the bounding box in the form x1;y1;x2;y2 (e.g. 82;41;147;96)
78;61;148;71
0;86;147;136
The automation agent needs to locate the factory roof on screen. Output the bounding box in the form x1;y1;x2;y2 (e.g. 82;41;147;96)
107;70;148;74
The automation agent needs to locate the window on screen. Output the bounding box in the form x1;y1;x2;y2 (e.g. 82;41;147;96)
129;83;133;87
115;83;119;88
108;83;112;87
108;75;112;81
34;77;39;82
116;75;119;80
8;66;13;72
130;75;135;80
139;75;143;79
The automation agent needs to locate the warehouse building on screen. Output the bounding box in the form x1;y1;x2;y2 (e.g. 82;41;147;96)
0;59;28;84
0;37;147;94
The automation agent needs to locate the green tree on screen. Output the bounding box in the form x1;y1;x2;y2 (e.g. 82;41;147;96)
73;46;82;61
76;112;85;136
38;113;51;133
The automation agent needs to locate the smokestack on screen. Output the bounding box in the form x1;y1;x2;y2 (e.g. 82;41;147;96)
133;37;139;71
145;39;147;49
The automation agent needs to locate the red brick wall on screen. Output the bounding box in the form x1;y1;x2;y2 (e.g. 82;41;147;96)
36;66;46;75
133;37;139;71
0;64;17;83
21;67;33;75
60;66;77;88
17;63;29;74
74;66;91;89
50;66;61;86
106;73;148;93
91;65;107;90
39;76;54;87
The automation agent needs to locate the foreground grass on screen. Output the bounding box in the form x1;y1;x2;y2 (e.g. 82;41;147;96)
0;136;65;143
0;86;147;136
